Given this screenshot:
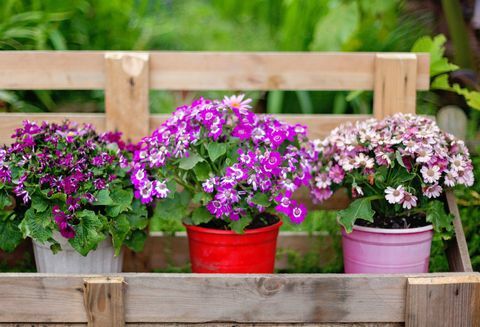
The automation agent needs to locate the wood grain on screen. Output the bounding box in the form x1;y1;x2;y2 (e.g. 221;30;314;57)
105;53;150;143
0;52;429;90
83;277;125;327
0;273;477;324
445;190;473;272
373;54;419;119
405;275;480;327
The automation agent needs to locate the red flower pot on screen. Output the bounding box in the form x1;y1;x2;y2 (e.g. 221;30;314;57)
184;221;282;273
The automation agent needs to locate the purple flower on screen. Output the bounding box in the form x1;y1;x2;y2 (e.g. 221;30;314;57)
288;201;307;224
53;206;75;239
268;130;286;149
262;151;282;171
232;124;253;140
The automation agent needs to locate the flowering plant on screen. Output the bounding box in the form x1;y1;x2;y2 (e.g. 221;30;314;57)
0;121;148;255
131;95;314;233
310;114;474;237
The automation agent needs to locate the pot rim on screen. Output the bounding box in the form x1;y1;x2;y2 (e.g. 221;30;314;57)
184;220;283;235
349;224;433;234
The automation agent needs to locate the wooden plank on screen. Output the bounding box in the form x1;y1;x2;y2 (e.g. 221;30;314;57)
0;323;404;326
405;275;480;326
0;273;476;324
445;190;473;272
0;52;429;90
149;114;371;140
373;54;419;118
83;277;125;327
0;113;369;145
105;53;150;142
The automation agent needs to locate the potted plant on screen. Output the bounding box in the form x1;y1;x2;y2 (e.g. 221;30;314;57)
309;114;474;273
0;121;148;273
131;95;314;273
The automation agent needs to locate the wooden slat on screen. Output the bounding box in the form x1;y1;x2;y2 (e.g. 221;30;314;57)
0;52;430;90
83;277;125;327
105;53;150;142
0;323;404;326
445;190;473;272
0;113;368;145
0;273;477;324
405;275;480;326
373;54;419;118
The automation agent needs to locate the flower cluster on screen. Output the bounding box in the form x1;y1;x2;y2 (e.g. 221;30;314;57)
310;113;474;233
132;95;315;231
0;121;148;255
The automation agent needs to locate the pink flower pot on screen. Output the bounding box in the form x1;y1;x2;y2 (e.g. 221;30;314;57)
341;224;434;273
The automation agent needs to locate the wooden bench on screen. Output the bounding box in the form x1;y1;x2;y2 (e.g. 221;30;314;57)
0;51;478;326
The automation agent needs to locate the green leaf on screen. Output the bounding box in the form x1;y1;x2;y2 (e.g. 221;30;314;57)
18;209;52;243
310;2;359;51
230;215;252;234
337;198;375;233
31;191;48;213
426;200;454;238
109;214;130;256
193;161;211;181
0;191;12;211
68;210;105;256
0;216;23;252
432;75;480;111
207;142;227;163
105;188;133;217
124;199;149;230
251;193;270;207
395;151;406;168
93;189;113;206
191;207;212;225
124;230;147;252
153;191;191;221
179;153;204;170
50;241;61;254
192;192;212;205
411;34;459;76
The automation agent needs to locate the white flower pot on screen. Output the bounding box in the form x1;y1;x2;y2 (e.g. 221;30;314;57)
32;233;123;273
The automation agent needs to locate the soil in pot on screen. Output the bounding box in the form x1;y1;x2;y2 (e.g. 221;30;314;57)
356;214;429;229
198;212;279;231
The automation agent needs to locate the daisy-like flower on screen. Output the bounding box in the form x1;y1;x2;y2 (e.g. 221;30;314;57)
420;165;441;183
223;94;252;113
450;154;467;172
385;185;405;204
423;184;442;198
401;192;417;209
416;147;433;163
354;153;374;169
315;173;331;189
154;180;169;199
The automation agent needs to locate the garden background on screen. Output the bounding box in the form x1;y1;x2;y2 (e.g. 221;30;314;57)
1;0;479;272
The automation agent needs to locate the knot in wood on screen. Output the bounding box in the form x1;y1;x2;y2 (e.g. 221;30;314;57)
257;276;286;296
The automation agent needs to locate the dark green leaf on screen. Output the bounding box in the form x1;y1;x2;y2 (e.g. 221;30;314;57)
338;198;375;233
0;191;12;211
31;191;48;213
230;215;252;234
179;153;204;170
124;230;147;252
93;189;113;206
109;214;130;255
251;193;270;207
0;216;23;252
426;200;454;239
193;161;211;181
191;207;212;225
18;209;52;243
105;188;133;217
124;199;149;229
207;142;227;162
68;210;105;256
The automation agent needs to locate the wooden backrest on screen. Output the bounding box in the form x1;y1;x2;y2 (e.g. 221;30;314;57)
0;51;430;144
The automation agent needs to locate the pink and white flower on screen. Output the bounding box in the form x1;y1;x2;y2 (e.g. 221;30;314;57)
385;185;405;204
420;165;441;183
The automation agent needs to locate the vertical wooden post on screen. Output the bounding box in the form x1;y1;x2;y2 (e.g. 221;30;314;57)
373;53;418;119
105;52;150;143
405;275;480;327
83;277;125;327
